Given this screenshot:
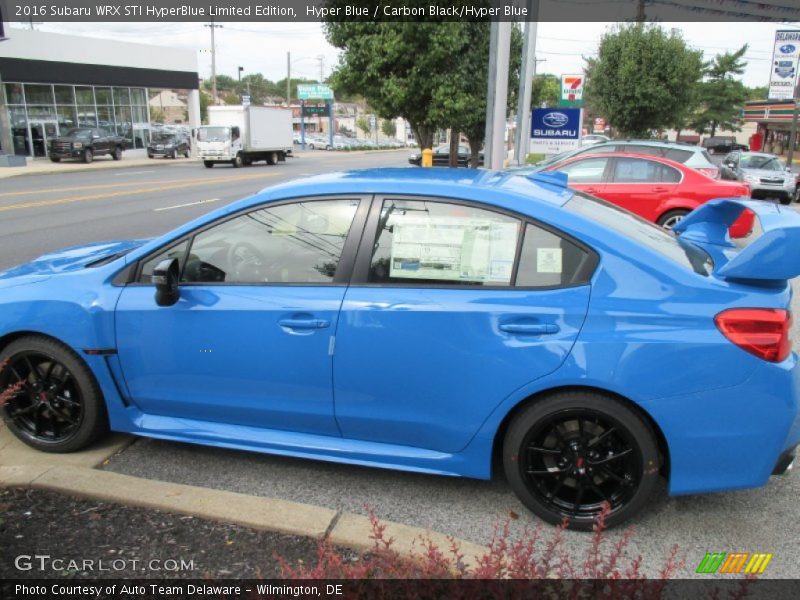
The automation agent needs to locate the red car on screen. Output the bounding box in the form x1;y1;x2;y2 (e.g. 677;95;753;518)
544;152;753;237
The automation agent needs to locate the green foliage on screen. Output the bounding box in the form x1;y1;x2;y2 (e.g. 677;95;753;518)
746;85;768;101
531;74;560;108
380;119;397;138
149;108;165;124
688;45;749;137
324;13;522;161
525;153;545;164
584;24;704;138
356;116;371;135
199;91;210;124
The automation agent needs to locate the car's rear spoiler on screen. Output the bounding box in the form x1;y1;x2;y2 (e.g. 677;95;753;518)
672;198;800;283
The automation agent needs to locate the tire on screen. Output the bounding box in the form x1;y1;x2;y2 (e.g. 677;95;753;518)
503;391;661;531
184;148;190;159
49;157;61;163
656;209;690;231
0;336;108;453
112;146;122;161
83;148;93;164
171;149;177;159
232;153;243;168
325;145;332;151
266;151;278;165
780;196;792;206
148;153;154;159
308;143;315;150
204;161;214;168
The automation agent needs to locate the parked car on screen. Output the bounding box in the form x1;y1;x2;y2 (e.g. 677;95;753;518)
49;128;124;163
306;136;331;150
581;134;610;146
408;144;483;166
536;152;753;235
147;134;190;159
522;140;720;179
702;135;748;155
1;168;798;531
720;151;797;205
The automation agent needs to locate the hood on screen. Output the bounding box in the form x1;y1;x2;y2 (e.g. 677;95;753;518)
0;239;147;280
741;168;793;180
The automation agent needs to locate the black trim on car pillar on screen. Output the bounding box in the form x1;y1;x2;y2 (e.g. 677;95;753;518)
0;58;199;89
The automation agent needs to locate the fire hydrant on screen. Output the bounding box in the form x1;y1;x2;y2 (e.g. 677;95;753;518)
421;148;433;168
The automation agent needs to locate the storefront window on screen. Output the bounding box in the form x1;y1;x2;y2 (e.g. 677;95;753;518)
130;88;147;105
57;106;77;130
115;105;133;148
5;83;24;104
24;84;53;105
27;106;57;121
8;106;29;155
78;106;97;127
114;87;131;105
95;87;113;105
97;106;114;131
54;85;75;105
76;87;95;104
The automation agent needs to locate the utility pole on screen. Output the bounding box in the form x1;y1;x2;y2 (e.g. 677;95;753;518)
636;0;646;21
286;52;291;106
317;55;325;82
484;21;512;170
514;0;539;166
204;19;223;105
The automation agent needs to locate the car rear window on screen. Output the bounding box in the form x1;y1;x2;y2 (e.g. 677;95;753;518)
664;148;693;163
564;193;712;276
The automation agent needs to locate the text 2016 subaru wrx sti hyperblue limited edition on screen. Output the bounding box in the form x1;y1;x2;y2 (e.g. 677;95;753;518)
1;168;798;530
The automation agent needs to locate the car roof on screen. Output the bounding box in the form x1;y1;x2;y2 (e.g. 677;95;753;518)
594;140;702;151
549;151;689;170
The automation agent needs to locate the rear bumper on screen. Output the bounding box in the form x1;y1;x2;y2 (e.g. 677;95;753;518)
642;353;800;495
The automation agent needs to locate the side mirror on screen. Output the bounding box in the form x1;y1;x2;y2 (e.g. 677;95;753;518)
152;258;180;307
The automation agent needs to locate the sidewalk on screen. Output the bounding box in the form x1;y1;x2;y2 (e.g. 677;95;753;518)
0;427;486;565
0;151;193;180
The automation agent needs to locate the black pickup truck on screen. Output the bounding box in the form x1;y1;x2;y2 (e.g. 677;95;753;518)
49;127;124;163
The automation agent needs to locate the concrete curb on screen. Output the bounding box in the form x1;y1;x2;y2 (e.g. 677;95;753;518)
0;157;195;179
0;428;488;565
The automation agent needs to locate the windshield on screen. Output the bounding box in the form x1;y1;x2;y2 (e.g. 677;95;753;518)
565;192;712;276
197;127;230;142
64;128;93;139
740;155;784;171
152;134;176;143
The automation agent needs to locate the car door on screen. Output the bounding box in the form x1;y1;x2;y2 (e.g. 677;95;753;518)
93;129;109;153
550;156;610;197
602;157;680;223
332;197;594;453
115;197;368;435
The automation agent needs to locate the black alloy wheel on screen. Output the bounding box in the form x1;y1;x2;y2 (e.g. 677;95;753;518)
0;337;107;452
504;392;660;530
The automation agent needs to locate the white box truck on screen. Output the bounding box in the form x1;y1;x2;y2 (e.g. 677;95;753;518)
196;105;293;168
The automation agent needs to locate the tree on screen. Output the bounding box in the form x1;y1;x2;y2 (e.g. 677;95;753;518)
356;116;371;136
688;45;749;137
199;91;210;124
746;85;768;101
380;119;397;139
149;108;165;124
584;24;704;138
531;74;560;108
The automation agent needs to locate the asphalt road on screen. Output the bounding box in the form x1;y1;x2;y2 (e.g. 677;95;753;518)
4;150;800;578
0;149;410;270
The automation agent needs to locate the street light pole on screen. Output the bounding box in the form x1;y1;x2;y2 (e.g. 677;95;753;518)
484;21;512;170
514;0;539;166
286;52;291;106
786;83;799;167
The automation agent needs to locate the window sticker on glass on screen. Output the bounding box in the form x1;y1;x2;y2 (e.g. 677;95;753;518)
536;248;563;273
389;216;518;283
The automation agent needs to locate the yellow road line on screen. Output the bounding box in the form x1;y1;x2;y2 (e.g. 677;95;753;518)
0;170;274;198
0;172;280;213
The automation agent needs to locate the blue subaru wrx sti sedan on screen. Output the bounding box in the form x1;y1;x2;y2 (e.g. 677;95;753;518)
1;168;799;530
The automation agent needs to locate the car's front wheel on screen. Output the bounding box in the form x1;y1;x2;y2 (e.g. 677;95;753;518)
112;146;122;161
503;391;661;530
0;336;108;453
83;148;93;163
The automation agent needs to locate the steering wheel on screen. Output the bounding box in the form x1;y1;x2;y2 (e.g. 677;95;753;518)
226;241;268;282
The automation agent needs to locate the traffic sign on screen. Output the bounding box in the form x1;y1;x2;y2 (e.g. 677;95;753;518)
302;105;329;117
241;95;251;106
297;84;334;100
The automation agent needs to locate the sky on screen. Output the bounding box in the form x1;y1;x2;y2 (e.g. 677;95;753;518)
12;20;800;89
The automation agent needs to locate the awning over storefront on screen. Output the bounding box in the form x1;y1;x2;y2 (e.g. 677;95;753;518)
744;100;797;125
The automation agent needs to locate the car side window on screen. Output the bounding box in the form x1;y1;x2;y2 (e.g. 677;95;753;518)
139;239;190;283
368;199;521;286
516;223;592;287
611;158;665;183
621;145;663;156
558;158;609;184
664;149;692;163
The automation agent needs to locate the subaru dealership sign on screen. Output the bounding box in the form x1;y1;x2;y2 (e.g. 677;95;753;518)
531;108;583;154
768;30;800;100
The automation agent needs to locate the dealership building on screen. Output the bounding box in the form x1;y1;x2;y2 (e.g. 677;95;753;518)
0;25;200;160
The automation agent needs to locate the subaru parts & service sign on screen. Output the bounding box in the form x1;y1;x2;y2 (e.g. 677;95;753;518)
769;30;800;100
531;108;583;154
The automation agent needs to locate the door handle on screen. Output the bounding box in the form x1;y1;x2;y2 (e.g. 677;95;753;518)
278;318;330;330
499;323;560;335
585;187;598;193
653;186;668;192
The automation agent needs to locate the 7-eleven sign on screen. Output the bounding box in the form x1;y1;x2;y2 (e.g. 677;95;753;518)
561;74;584;102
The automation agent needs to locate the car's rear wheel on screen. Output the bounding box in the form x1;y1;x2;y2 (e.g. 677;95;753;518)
657;209;690;231
49;157;61;163
0;336;108;453
503;392;660;531
780;196;792;206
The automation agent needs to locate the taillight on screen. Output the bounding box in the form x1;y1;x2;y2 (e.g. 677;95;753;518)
698;167;720;179
715;309;793;363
